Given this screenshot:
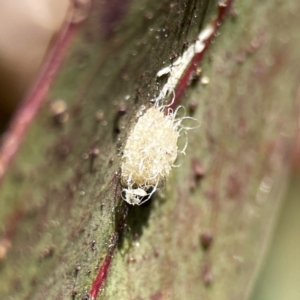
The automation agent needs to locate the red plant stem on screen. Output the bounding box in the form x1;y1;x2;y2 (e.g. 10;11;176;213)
88;1;234;299
89;205;128;299
0;21;77;185
89;233;117;299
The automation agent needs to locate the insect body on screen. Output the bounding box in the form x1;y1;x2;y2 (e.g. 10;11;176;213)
120;101;198;206
122;187;148;205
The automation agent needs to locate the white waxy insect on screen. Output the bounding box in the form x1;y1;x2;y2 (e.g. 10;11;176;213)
120;95;199;205
122;187;148;205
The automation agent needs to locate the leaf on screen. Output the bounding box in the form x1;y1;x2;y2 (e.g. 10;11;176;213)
0;0;300;299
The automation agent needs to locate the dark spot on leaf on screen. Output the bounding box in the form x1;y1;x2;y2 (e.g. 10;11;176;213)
200;232;213;251
39;245;56;261
201;263;213;286
190;158;205;190
153;248;160;258
95;110;104;122
188;100;198;114
89;147;100;173
91;240;96;251
226;172;242;200
71;288;78;299
50;100;69;126
135;87;142;103
75;265;81;276
112;103;127;139
127;256;137;264
81;293;90;300
54;137;72;161
188;67;202;86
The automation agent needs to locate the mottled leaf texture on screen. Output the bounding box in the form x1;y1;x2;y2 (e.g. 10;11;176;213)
0;0;300;300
